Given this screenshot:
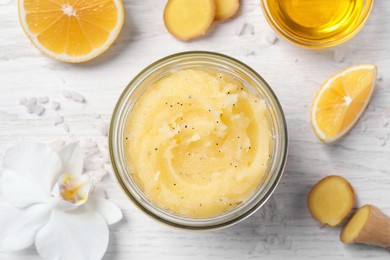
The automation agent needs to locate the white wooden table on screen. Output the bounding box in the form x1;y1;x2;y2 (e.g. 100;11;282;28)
1;0;389;259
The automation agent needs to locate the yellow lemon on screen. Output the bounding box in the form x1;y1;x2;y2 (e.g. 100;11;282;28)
311;64;377;143
18;0;124;63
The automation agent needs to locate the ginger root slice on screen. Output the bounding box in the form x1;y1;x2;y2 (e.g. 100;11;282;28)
215;0;240;20
341;205;390;248
307;175;355;227
163;0;215;41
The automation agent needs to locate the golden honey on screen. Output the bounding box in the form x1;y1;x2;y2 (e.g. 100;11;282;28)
262;0;373;48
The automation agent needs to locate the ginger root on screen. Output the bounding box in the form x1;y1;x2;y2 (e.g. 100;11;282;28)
215;0;240;20
307;175;355;227
341;205;390;249
163;0;215;41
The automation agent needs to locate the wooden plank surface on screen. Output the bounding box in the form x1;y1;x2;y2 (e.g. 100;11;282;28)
0;0;389;259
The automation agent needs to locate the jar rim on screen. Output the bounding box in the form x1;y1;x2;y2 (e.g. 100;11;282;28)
109;51;289;230
260;0;374;49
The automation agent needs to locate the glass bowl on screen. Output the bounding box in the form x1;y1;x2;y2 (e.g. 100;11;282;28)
261;0;374;49
109;51;288;230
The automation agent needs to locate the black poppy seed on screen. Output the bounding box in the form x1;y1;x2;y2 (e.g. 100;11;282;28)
155;148;158;151
170;105;173;107
199;204;202;207
235;165;237;168
249;147;251;149
185;125;187;128
227;92;230;94
216;143;218;146
174;183;176;186
229;203;232;206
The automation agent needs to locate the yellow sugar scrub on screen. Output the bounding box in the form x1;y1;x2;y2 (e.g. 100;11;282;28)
124;69;272;218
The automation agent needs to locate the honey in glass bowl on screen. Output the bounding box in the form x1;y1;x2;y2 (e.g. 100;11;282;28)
261;0;374;48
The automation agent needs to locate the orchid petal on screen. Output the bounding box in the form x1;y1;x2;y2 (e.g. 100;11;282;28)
1;169;48;208
0;204;50;252
3;143;62;197
35;210;109;260
85;195;123;225
58;142;83;176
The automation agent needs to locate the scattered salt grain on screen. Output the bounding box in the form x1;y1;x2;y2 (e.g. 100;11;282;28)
84;140;98;149
333;48;346;63
85;148;100;157
63;123;70;132
33;105;45;116
37;96;49;104
265;31;278;45
92;184;107;198
54;115;64;125
26;104;34;114
26;97;37;106
236;23;254;36
51;101;61;110
93;169;108;182
98;122;109;136
62;90;85;103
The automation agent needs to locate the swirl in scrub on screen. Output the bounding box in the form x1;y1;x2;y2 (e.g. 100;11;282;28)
124;69;272;218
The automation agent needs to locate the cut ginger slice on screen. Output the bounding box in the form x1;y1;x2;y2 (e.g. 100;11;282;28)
164;0;215;41
311;64;377;143
18;0;124;63
307;175;355;227
215;0;240;20
341;205;390;248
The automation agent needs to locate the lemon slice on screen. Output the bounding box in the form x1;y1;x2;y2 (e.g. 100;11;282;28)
18;0;124;63
311;64;377;143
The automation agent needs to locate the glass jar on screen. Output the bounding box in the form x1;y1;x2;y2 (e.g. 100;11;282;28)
261;0;374;49
109;51;288;230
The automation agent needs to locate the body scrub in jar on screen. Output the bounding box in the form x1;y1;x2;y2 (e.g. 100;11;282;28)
110;52;288;229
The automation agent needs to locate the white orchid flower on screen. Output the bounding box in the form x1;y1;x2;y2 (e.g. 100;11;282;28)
0;142;122;260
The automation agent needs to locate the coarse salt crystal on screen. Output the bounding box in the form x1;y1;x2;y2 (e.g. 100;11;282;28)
333;48;346;63
37;96;49;104
63;123;70;132
54;115;64;125
265;31;278;45
51;101;61;110
27;97;37;106
63;90;85;103
99;122;108;136
33;105;45;116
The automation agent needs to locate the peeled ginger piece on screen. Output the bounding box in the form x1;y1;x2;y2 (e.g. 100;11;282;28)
215;0;240;20
307;175;355;227
341;205;390;248
164;0;215;41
